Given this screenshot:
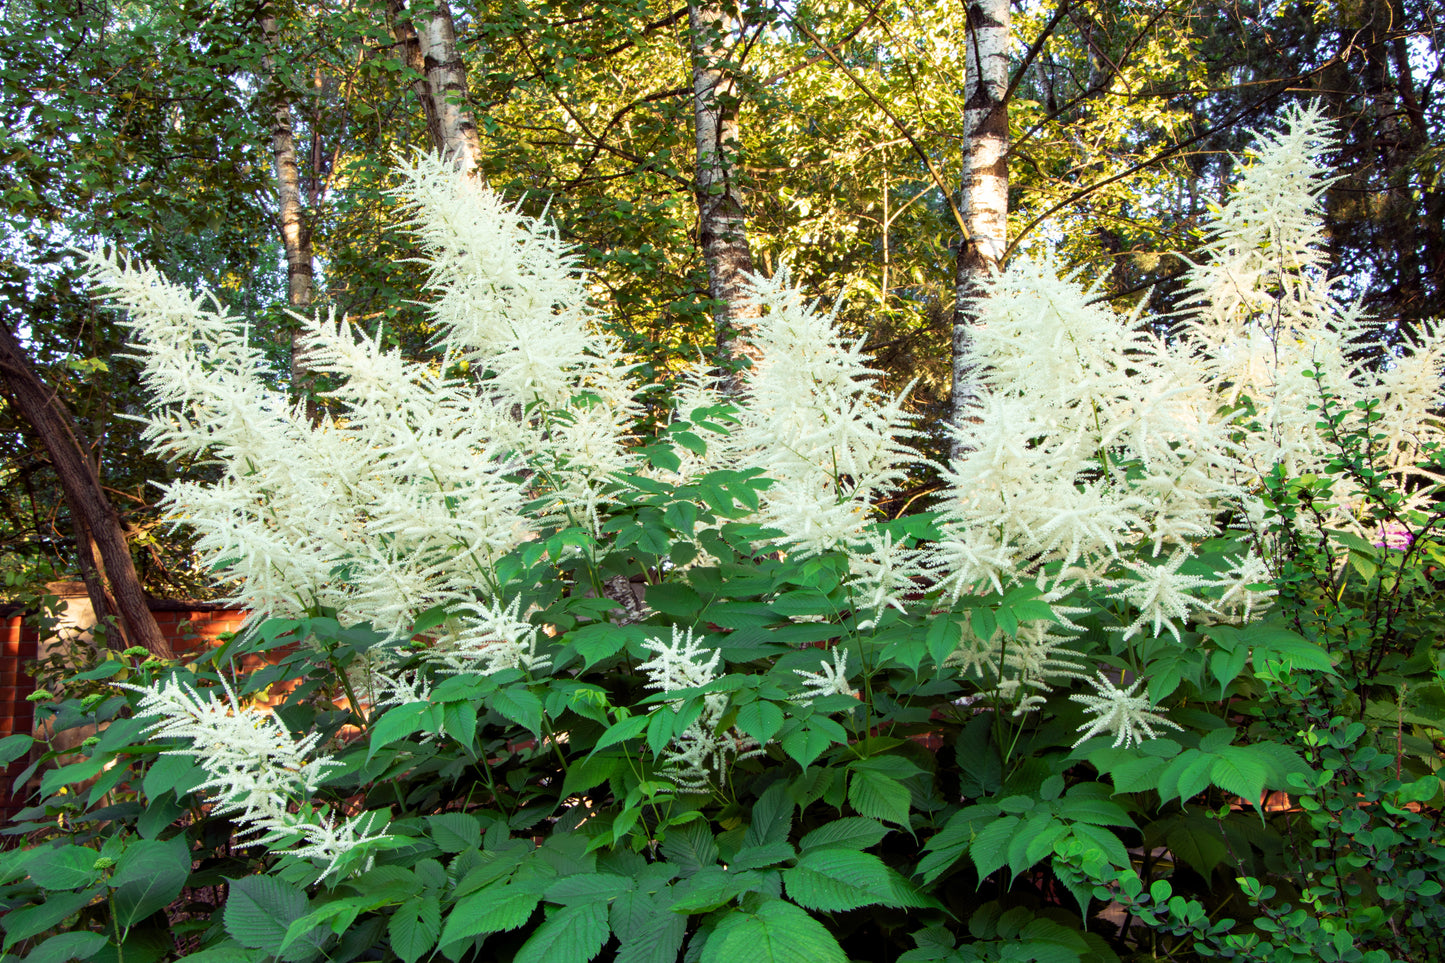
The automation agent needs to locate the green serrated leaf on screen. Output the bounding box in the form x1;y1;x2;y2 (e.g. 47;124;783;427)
20;931;109;963
440;883;541;946
426;812;481;854
916;804;1000;884
746;782;795;849
494;685;544;737
388;894;441;963
798;817;888;853
514;901;610;963
613;893;686;963
1210;747;1268;804
783;848;936;912
735;701;785;745
968;815;1020;882
111;836;191;929
224;875;310;954
24;843;102;891
847;769;911;829
1165;820;1229;877
368;702;431;760
660;821;718;876
700;898;847;963
593;713;650;754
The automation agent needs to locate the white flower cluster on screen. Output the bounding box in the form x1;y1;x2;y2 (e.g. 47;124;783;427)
1178;102;1445;519
392;155;642;532
944;619;1089;716
637;627;761;791
918;103;1445;729
734;269;919;555
83;154;642;640
1070;673;1183;750
419;597;551;676
793;647;857;705
729;268;925;620
127;677;387;878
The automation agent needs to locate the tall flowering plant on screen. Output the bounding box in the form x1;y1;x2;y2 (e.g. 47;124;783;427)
4;106;1443;963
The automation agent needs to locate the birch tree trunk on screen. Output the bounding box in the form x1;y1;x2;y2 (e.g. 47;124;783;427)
0;325;172;658
385;0;484;176
951;0;1010;447
259;8;317;419
689;2;760;382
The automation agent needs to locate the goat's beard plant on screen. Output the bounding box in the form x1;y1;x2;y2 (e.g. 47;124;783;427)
26;103;1439;962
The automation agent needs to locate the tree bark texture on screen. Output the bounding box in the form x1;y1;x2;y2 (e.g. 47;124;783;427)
689;2;760;381
259;8;318;419
951;0;1010;444
0;326;172;658
385;0;485;177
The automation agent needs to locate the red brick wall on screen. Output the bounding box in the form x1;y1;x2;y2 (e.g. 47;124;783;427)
0;616;40;819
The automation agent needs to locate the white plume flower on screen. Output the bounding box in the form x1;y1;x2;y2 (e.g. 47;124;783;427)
1111;551;1217;643
793;648;856;705
638;627;760;791
390;153;642;531
732;267;920;559
1071;673;1183;749
1180;101;1445;529
125;677;387;878
423;597;551;676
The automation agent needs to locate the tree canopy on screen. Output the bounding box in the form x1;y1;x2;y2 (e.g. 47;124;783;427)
1;0;1441;598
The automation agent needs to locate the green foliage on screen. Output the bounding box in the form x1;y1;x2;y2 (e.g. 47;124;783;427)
5;388;1441;962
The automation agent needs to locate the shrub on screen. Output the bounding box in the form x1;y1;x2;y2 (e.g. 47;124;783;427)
1;104;1441;963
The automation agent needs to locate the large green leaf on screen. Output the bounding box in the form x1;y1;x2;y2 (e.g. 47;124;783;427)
21;931;109;963
23;844;102;891
388;894;441;963
735;701;785;746
111;836;191;929
494;685;544;737
915;804;1000;884
700;899;847;963
367;702;432;760
513;901;610;963
659;820;718;876
798;817;888;853
426;812;482;854
440;883;541;945
1209;747;1269;804
612;890;686;963
783;849;935;912
968;815;1020;882
847;769;911;828
745;782;794;848
1007;813;1068;880
223;875;311;955
2;887;103;952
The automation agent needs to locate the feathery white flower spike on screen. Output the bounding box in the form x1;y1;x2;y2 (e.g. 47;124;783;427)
793;648;857;705
638;627;760;791
125;677;389;878
1070;673;1183;749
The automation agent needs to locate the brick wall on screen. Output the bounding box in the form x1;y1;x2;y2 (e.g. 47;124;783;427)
0;616;40;820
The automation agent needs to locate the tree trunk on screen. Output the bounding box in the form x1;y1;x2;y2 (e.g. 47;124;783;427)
951;0;1010;448
384;0;484;176
259;8;317;419
689;2;760;383
0;325;172;658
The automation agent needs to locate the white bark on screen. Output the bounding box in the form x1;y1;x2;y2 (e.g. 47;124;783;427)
951;0;1010;445
260;9;317;418
689;2;759;382
386;0;484;177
